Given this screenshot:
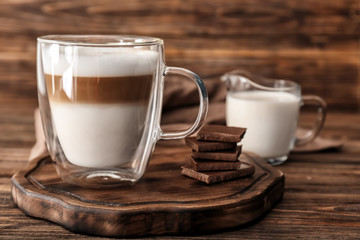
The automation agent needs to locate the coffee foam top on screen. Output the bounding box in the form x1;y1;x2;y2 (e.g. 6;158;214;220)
42;46;159;77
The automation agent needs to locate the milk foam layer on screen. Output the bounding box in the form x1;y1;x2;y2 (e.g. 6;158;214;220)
226;91;300;158
51;102;146;168
42;46;159;77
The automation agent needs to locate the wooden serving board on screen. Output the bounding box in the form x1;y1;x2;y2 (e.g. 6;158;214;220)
11;145;284;237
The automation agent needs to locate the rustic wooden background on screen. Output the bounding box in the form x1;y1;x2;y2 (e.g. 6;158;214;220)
1;1;360;239
0;0;359;112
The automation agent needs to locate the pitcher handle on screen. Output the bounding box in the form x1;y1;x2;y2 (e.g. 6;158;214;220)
295;95;327;146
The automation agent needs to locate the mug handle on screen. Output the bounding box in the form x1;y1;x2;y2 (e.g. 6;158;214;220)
295;95;327;146
160;67;208;140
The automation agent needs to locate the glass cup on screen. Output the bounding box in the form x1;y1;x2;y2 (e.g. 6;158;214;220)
37;35;208;187
222;69;326;165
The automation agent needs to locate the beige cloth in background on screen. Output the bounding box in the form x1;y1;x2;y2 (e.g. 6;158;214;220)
29;77;343;160
292;128;343;153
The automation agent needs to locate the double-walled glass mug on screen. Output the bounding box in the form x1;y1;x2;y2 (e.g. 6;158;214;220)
37;35;208;187
222;70;326;165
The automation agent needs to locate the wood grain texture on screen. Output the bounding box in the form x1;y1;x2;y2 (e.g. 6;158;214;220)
0;0;359;111
11;152;283;237
1;0;360;238
2;107;360;239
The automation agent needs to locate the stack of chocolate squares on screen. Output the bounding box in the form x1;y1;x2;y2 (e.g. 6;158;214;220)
181;125;255;184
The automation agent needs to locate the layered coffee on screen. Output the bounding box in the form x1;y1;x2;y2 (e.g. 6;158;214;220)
42;47;158;168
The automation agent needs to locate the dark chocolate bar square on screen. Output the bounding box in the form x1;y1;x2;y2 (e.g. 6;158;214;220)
185;137;237;152
196;125;246;143
190;157;242;171
191;146;242;161
181;155;255;184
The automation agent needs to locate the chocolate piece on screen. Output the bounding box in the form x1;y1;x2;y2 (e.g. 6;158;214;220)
185;137;237;152
191;146;242;161
196;125;246;143
190;157;241;171
181;155;255;184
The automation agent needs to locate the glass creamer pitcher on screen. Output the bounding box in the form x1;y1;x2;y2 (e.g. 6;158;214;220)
222;69;326;165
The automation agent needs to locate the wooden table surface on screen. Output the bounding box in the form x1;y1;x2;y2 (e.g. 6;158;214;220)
0;104;360;239
0;0;358;238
